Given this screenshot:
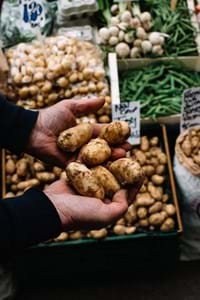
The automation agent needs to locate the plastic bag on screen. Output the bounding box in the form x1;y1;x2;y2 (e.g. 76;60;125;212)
0;0;56;48
174;127;200;261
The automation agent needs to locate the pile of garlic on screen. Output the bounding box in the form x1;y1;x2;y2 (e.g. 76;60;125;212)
5;36;110;112
98;4;165;58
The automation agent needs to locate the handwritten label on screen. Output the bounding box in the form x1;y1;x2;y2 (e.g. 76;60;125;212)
112;102;140;145
181;88;200;132
19;0;45;28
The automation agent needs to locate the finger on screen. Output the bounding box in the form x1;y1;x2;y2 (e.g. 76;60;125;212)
110;148;126;161
66;97;105;117
102;190;128;224
92;123;104;137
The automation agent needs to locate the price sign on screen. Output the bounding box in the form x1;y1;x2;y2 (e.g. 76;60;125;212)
181;88;200;132
0;40;8;73
19;0;45;29
112;102;140;145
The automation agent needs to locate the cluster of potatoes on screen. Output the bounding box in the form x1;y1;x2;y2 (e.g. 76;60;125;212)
4;36;111;123
4;152;65;198
176;127;200;167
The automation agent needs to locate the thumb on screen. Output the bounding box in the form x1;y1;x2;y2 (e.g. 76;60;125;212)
66;97;105;117
103;190;128;224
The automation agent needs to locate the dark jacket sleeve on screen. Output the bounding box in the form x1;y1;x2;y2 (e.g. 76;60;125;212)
0;94;62;255
0;93;38;154
0;188;61;255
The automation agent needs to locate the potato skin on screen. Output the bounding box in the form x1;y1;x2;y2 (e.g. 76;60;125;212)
36;172;56;182
66;162;105;199
92;166;120;198
81;138;111;166
57;123;93;152
99;121;130;146
109;158;145;186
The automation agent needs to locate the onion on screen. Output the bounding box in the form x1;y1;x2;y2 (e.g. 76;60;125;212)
136;27;147;40
99;27;110;40
124;33;134;44
141;40;152;53
121;11;132;23
140;12;151;23
119;31;125;42
152;45;164;56
111;4;119;16
148;32;162;45
109;36;119;46
109;26;119;36
115;43;130;58
111;16;120;26
130;47;141;58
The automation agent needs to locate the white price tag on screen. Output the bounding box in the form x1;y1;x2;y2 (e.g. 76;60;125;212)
19;0;45;29
181;88;200;132
112;102;140;145
0;41;8;72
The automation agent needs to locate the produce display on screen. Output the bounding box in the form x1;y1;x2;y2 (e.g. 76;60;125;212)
53;133;177;242
3;36;112;123
143;0;198;56
2;0;194;250
5;36;108;107
98;2;166;58
119;62;200;119
4;152;64;198
175;126;200;175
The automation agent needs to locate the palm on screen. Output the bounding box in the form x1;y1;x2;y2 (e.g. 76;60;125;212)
44;180;128;230
27;98;104;167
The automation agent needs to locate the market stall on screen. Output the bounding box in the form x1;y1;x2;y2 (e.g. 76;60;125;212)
1;0;200;287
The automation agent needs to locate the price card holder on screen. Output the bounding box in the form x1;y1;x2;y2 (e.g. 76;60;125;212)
112;102;140;145
181;88;200;132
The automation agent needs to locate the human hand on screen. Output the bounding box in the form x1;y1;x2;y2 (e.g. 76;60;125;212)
43;179;135;231
26;97;104;168
27;97;131;168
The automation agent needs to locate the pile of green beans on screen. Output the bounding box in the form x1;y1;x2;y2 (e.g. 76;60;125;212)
142;0;198;56
119;63;200;119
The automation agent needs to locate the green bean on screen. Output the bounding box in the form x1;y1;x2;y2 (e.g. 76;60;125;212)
143;0;198;56
119;62;200;119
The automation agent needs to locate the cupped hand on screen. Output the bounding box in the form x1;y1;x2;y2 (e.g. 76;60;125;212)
44;179;130;231
26;97;104;168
